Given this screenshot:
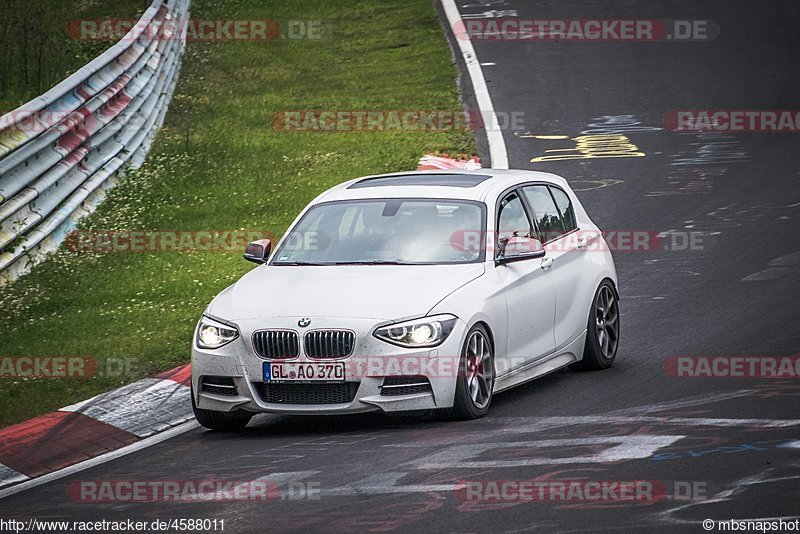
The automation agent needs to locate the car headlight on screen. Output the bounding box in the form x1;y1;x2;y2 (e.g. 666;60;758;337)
373;314;457;348
196;316;239;349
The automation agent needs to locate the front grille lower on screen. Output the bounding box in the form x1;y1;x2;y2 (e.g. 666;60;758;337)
252;330;299;359
254;382;359;405
304;330;355;359
380;376;433;396
200;376;239;396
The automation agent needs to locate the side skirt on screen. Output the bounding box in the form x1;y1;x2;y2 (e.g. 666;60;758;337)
494;330;586;393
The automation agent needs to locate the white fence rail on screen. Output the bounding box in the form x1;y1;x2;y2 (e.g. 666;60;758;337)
0;0;189;283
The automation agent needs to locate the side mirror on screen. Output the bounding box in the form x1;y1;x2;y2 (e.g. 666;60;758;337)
244;239;271;264
497;236;545;264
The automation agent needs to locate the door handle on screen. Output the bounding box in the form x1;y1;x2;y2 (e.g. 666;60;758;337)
540;257;554;270
576;232;598;250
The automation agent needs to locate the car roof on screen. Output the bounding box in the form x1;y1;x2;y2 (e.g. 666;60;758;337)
316;169;571;203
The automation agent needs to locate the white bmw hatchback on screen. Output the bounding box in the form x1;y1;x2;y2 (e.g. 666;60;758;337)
191;170;619;430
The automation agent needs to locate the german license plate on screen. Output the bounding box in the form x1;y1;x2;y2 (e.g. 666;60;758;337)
263;361;345;382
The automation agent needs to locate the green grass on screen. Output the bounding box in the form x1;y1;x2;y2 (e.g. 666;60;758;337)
0;0;149;111
0;0;475;427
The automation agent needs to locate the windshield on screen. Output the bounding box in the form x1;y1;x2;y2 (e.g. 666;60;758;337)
272;199;485;265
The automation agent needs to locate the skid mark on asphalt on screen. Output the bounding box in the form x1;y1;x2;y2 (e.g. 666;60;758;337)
741;250;800;282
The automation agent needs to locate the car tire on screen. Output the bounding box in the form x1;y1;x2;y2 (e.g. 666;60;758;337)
449;324;495;420
192;389;253;431
571;280;620;371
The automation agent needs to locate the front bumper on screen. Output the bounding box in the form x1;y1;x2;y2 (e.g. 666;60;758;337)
191;316;467;415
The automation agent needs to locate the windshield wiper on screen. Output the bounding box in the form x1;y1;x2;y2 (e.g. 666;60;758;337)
272;260;328;266
333;260;411;265
274;260;414;266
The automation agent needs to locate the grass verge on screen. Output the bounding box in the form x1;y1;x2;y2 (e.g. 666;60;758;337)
0;0;475;427
0;0;147;111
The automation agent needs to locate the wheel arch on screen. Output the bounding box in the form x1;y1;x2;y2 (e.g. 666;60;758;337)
602;276;620;300
471;320;496;353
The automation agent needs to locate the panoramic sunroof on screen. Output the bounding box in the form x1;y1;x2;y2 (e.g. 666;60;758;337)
348;173;492;189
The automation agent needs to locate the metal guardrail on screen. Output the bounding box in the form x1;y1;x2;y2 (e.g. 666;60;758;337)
0;0;189;284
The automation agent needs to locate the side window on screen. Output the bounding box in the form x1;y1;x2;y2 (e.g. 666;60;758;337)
497;192;532;250
549;186;577;233
521;185;565;243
